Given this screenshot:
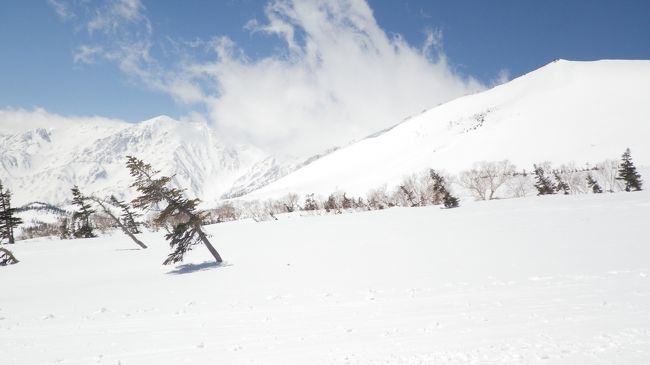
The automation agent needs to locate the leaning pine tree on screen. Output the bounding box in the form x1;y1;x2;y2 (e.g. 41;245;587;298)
533;165;556;195
90;196;147;249
110;195;142;234
126;156;223;265
553;172;570;195
429;169;460;208
586;174;603;194
616;148;643;192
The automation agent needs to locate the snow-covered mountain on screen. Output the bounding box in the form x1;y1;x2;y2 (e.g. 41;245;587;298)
249;60;650;199
222;146;340;199
3;60;648;205
0;113;286;205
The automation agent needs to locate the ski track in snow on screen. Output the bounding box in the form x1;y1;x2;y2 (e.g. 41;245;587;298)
1;191;650;364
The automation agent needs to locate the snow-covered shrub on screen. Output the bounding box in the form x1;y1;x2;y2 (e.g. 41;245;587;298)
459;160;515;200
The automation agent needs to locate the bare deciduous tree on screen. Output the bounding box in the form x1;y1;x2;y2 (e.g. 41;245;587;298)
367;185;392;210
459;160;515;200
596;159;623;192
504;172;534;198
280;193;300;213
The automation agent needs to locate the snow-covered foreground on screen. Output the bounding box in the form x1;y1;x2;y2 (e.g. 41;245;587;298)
2;191;650;364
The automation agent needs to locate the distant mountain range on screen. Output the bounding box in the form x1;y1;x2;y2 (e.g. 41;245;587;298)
2;59;649;206
0;114;306;205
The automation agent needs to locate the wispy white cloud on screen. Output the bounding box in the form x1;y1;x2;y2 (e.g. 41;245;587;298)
73;45;104;64
53;0;485;156
86;0;149;34
0;107;126;135
47;0;74;21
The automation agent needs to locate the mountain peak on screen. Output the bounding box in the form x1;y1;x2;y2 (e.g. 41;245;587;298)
248;59;650;199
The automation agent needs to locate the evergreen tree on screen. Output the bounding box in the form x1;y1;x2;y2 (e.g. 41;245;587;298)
110;195;142;234
303;193;319;211
70;186;96;238
126;156;222;265
533;165;556;195
553;172;570;195
616;148;643;191
429;169;447;204
429;169;460;208
0;181;23;244
443;193;460;209
586;174;603;194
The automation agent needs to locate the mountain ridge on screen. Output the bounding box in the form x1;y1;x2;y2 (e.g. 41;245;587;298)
247;59;650;199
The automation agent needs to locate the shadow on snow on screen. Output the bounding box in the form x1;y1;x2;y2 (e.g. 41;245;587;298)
166;260;231;275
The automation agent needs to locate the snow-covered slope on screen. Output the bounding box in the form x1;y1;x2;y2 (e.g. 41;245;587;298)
3;191;650;364
251;60;650;198
0;114;281;205
223;147;340;199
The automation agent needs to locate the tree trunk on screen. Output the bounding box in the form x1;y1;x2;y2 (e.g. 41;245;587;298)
92;198;147;249
197;228;222;263
123;228;147;249
0;247;19;265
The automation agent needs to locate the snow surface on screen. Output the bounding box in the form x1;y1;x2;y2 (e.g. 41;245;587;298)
2;190;650;364
251;60;650;199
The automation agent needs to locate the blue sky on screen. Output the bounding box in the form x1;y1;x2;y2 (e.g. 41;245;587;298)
1;0;649;154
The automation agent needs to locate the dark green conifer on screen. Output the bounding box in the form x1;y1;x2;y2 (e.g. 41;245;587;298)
126;156;222;265
533;165;556;195
70;186;96;238
586;174;603;194
616;148;643;191
110;195;142;234
443;193;460;209
554;172;570;195
429;169;460;208
303;193;319;211
0;181;23;244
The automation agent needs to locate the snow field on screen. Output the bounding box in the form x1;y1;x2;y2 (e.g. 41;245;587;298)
2;190;650;364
